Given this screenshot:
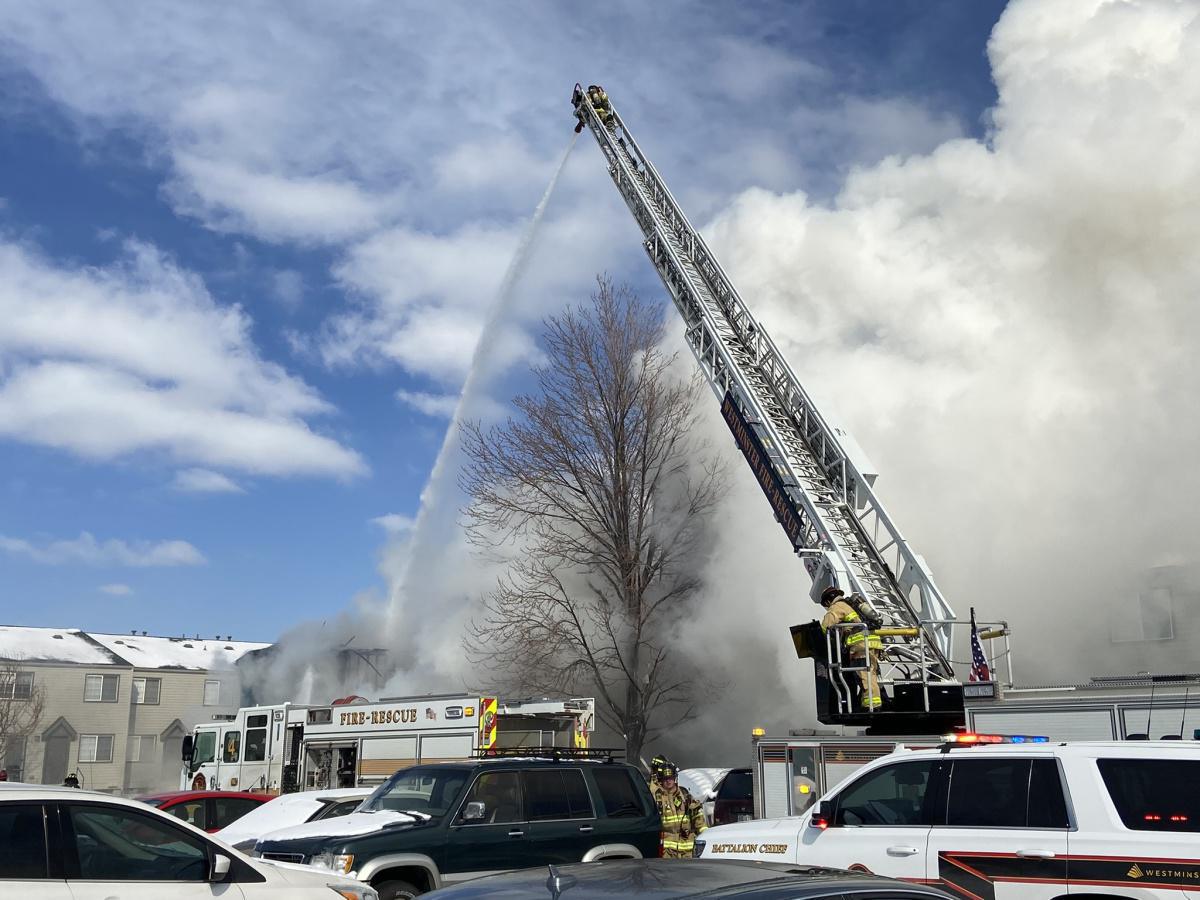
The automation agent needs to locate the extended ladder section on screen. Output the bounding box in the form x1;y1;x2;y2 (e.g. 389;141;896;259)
573;86;985;724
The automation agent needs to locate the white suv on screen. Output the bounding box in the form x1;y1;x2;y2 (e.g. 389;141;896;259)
697;739;1200;899
0;782;378;899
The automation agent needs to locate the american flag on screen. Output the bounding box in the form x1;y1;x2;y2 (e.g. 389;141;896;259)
969;607;992;683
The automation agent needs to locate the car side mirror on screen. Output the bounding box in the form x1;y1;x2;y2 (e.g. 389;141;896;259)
810;800;834;830
209;853;231;882
462;801;486;822
181;735;194;763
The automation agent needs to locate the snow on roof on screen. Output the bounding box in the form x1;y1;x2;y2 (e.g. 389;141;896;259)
88;633;270;671
0;626;124;666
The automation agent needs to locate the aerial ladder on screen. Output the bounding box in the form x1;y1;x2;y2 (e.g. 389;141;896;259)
571;84;1010;731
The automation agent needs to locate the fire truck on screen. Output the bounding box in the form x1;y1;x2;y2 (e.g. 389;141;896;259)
571;83;1009;733
181;693;595;793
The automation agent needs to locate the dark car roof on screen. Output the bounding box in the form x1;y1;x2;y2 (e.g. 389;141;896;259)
404;757;635;770
422;859;953;899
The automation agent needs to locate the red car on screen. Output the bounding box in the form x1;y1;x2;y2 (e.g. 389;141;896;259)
137;790;272;833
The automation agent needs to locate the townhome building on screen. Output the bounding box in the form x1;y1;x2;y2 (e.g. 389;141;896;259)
0;625;268;794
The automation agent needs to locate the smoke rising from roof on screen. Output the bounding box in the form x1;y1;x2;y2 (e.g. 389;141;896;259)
666;0;1200;762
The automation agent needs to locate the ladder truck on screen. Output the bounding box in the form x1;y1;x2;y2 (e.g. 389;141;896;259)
571;84;1011;733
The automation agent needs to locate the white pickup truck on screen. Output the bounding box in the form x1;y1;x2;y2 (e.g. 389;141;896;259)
697;737;1200;900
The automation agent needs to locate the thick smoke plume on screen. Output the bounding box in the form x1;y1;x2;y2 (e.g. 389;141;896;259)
669;0;1200;762
250;0;1200;766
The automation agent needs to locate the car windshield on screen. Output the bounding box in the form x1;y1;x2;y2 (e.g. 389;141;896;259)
362;767;469;816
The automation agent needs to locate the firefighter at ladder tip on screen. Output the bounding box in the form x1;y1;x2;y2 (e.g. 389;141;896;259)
820;586;884;710
650;759;707;859
574;83;614;132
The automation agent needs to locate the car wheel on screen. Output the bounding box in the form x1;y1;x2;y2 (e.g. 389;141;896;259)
375;879;422;900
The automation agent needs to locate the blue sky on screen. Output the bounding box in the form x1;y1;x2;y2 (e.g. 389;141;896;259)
0;2;1010;642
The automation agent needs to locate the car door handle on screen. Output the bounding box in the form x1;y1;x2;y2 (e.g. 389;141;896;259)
579;825;594;833
507;829;525;837
1016;849;1056;859
886;845;920;857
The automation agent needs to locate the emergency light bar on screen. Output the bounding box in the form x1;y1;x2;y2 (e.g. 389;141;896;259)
940;732;1049;745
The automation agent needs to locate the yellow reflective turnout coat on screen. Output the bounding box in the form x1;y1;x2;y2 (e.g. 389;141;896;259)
652;781;707;858
821;598;882;656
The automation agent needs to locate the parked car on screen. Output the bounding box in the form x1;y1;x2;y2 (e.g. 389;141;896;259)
678;767;753;826
420;859;953;899
254;754;661;899
218;787;373;852
138;788;273;833
697;737;1200;900
0;781;378;898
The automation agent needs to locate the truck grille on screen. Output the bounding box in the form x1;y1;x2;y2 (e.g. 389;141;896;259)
261;852;307;865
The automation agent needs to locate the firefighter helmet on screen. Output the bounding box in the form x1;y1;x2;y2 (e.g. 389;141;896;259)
820;585;844;606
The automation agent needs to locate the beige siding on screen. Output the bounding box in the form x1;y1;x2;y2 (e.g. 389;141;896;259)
17;660;131;792
6;659;249;795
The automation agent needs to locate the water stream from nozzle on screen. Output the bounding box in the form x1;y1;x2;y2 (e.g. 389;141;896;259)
387;133;579;621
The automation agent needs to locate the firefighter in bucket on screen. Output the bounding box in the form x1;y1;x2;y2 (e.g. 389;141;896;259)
820;586;884;709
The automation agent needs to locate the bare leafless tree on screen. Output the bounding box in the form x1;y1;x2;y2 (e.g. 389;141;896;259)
460;278;725;759
0;658;46;780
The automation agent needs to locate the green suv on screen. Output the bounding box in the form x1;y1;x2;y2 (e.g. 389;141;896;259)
253;756;660;899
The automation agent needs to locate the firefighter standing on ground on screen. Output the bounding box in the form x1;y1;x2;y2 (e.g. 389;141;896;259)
649;754;671;786
820;586;883;709
652;763;706;858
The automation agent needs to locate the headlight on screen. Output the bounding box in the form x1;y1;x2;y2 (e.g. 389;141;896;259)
311;851;355;874
327;886;378;900
693;839;706;858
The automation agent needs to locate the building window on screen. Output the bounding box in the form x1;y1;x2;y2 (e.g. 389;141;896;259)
1111;586;1176;643
132;677;161;705
203;680;220;706
127;735;156;763
0;671;33;700
83;674;119;703
79;734;115;763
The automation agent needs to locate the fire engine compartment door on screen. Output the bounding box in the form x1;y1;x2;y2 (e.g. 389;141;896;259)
419;733;474;764
305;741;357;790
496;713;575;748
360;736;417;781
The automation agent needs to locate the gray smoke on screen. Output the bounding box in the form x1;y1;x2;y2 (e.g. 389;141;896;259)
661;0;1200;765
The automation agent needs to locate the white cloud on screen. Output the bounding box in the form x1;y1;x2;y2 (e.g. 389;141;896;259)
172;468;245;493
166;154;392;244
0;239;365;478
270;269;304;310
0;532;206;566
395;390;458;419
0;1;959;386
371;514;415;534
99;583;133;595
